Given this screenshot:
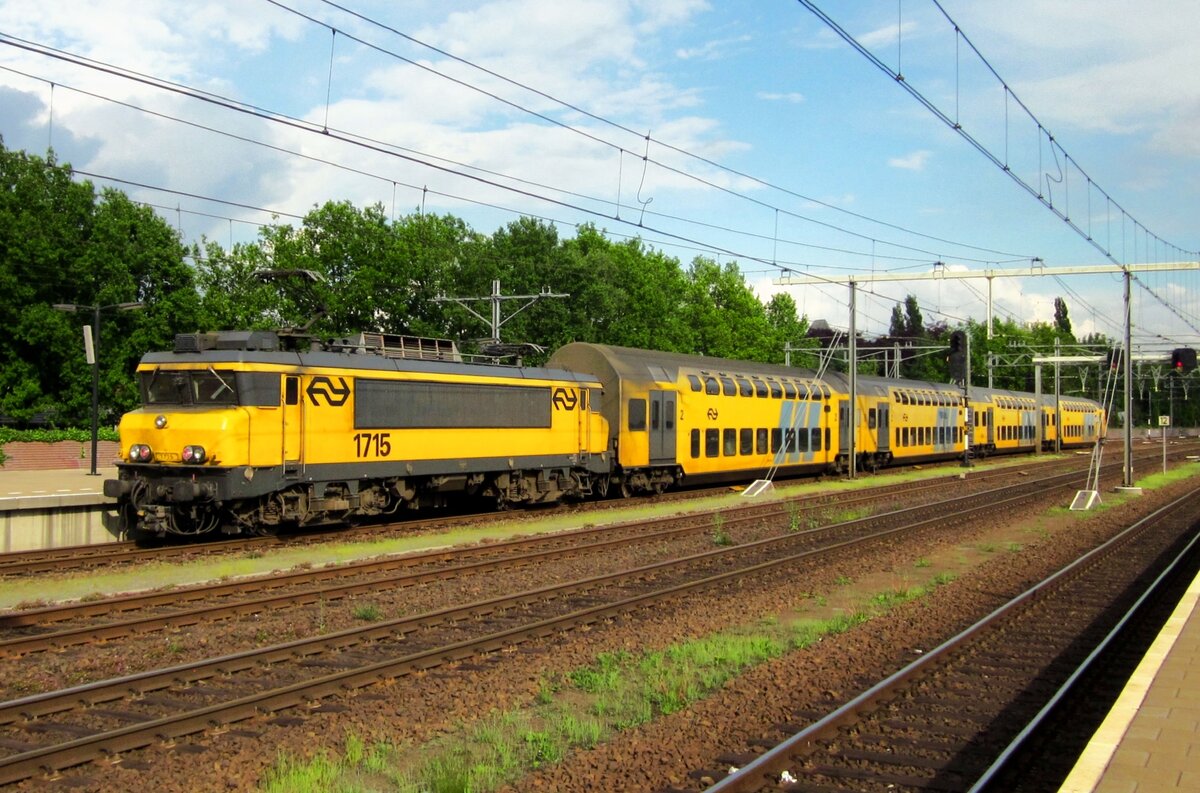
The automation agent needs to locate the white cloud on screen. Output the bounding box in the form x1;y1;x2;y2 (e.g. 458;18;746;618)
757;91;805;104
944;1;1200;158
888;150;931;171
674;34;752;61
855;20;919;51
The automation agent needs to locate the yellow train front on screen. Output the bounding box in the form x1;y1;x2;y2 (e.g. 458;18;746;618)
105;331;610;538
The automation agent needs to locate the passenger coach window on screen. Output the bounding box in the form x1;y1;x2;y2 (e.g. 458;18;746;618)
705;377;719;395
769;381;782;399
628;399;647;431
724;429;736;456
690;429;700;458
651;400;660;431
721;377;736;396
753;378;768;398
740;428;753;455
737;377;753;397
812;428;822;451
665;400;675;429
770;428;782;454
756;428;768;454
687;375;702;392
868;408;877;430
783;382;796;399
705;429;719;457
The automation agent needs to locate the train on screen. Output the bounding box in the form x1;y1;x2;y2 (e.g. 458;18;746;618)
103;329;1105;538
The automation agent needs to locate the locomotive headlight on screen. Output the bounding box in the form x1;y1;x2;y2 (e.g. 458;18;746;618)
129;444;153;462
182;445;207;464
155;415;168;429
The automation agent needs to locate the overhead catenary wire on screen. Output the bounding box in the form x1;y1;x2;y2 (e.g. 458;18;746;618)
0;43;1019;278
3;5;1195;346
796;0;1200;339
301;0;1034;262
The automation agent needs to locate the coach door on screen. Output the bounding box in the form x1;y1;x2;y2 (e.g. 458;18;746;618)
283;375;303;475
838;400;850;454
877;404;890;451
986;408;995;445
649;390;676;464
577;387;591;460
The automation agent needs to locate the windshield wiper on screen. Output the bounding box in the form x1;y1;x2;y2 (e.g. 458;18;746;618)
206;367;234;400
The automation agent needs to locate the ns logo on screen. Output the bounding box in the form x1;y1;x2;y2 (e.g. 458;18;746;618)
307;377;350;407
552;388;579;411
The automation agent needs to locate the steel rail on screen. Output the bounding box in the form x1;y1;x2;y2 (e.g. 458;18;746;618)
0;449;1127;576
968;501;1200;791
706;485;1200;792
0;463;1107;784
0;458;1108;657
0;460;1052;633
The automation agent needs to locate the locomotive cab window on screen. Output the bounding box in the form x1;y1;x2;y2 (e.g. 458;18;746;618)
141;368;242;406
284;376;299;406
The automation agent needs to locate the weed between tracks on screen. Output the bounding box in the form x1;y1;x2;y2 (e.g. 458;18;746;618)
258;576;953;792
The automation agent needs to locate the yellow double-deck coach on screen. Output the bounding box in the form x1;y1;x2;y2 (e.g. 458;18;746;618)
548;344;839;492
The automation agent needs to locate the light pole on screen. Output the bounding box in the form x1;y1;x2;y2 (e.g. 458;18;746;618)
52;301;143;475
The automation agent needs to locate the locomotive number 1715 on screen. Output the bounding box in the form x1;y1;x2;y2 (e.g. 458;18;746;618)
353;432;393;458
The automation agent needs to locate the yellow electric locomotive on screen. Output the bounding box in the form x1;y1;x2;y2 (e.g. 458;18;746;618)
105;331;609;537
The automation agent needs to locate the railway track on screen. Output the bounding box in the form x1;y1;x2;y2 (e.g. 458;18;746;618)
0;450;1158;578
0;455;1134;656
0;455;1151;785
702;485;1200;792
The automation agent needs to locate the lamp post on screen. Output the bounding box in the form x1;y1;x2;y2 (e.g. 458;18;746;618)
52;301;143;475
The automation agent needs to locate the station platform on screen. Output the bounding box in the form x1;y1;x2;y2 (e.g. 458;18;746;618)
0;467;120;550
1060;566;1200;792
0;466;117;510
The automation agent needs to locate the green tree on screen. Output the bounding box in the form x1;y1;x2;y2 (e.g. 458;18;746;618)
0;143;194;424
765;292;816;366
681;258;773;361
193;239;284;330
1053;297;1072;337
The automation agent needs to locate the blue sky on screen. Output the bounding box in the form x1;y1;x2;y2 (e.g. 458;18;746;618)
1;0;1198;348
